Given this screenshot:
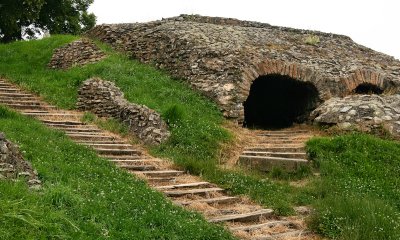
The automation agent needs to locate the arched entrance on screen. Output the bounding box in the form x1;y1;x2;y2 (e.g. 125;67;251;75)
353;83;383;95
243;74;321;129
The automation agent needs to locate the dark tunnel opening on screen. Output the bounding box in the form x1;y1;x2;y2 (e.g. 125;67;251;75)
353;83;383;95
243;74;321;129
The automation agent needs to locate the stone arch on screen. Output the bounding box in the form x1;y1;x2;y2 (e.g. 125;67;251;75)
240;60;330;98
340;69;398;95
353;83;383;94
238;60;325;127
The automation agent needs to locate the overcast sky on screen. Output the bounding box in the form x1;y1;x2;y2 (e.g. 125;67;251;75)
89;0;400;60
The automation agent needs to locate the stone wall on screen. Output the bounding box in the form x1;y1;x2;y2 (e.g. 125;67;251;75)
0;133;41;189
311;95;400;135
77;78;170;144
48;38;107;69
86;14;400;122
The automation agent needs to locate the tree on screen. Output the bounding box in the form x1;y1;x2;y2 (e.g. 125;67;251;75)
0;0;96;43
36;0;96;35
0;0;44;42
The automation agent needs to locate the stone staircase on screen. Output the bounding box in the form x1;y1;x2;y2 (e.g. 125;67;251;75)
0;78;317;240
239;129;315;172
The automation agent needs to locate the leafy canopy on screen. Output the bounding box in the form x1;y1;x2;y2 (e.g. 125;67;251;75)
0;0;96;43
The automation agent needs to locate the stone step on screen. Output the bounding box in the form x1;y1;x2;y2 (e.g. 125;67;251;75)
136;170;184;177
93;148;140;155
0;99;41;105
4;104;49;110
239;155;308;172
208;209;274;223
175;196;239;206
256;136;311;140
0;83;16;86
77;140;127;144
147;177;176;183
0;96;37;101
253;230;309;240
0;88;22;92
68;133;118;141
58;128;101;133
23;112;80;117
257;132;310;137
0;92;34;97
155;182;211;190
242;151;307;159
61;128;103;135
0;86;16;89
118;164;156;171
48;124;98;130
42;120;86;126
65;130;106;136
230;220;296;232
251;143;304;147
99;154;143;160
23;110;50;114
109;159;161;163
245;146;305;153
163;187;224;197
257;130;310;135
81;143;134;150
259;139;307;144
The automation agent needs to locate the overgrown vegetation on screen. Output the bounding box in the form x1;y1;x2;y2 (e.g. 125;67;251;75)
307;133;400;239
0;106;234;239
304;34;320;45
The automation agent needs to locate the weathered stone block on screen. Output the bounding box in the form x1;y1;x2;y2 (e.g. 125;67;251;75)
48;38;107;70
311;95;400;136
0;133;41;189
77;78;170;144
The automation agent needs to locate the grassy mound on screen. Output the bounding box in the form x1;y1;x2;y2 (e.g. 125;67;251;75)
0;107;233;239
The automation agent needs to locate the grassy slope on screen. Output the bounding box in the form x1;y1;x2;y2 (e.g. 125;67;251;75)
0;35;303;215
0;35;228;163
0;107;234;240
2;36;400;240
307;133;400;240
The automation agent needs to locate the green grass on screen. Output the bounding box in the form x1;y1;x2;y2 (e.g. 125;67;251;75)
307;133;400;239
0;35;229;163
0;106;234;240
0;35;307;215
3;36;400;239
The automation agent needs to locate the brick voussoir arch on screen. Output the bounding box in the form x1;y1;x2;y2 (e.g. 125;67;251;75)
235;59;330;122
240;59;328;100
340;69;399;94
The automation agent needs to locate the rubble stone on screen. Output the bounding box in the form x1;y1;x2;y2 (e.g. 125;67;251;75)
0;133;41;189
77;78;170;144
48;38;107;69
311;95;400;135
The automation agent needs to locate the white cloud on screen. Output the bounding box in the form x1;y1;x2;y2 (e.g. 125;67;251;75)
89;0;400;60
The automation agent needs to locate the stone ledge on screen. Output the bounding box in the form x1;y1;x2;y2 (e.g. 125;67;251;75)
311;94;400;136
48;38;107;70
77;78;170;144
0;132;41;189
